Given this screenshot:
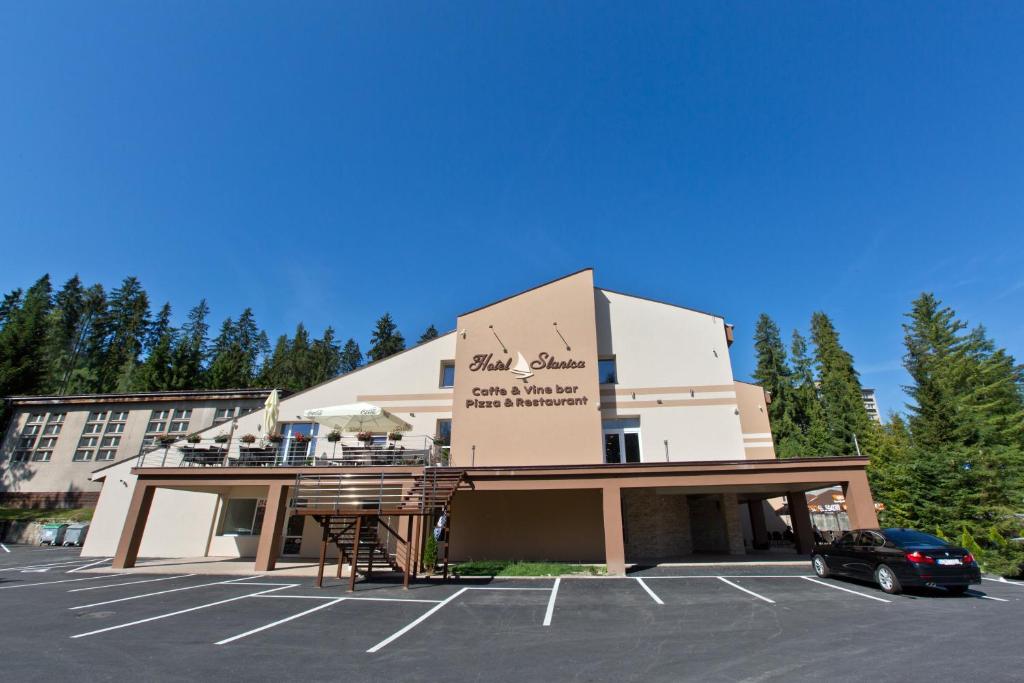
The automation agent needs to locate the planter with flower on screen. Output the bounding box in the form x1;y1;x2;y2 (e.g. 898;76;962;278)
157;434;177;446
357;431;374;448
186;433;201;444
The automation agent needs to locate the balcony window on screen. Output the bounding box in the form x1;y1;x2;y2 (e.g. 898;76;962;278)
435;418;452;445
602;418;641;464
598;358;618;385
439;361;456;388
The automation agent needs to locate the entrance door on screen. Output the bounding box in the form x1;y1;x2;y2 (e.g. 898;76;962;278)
603;419;641;463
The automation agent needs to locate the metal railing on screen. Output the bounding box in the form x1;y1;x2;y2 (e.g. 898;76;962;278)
135;435;446;469
291;469;466;514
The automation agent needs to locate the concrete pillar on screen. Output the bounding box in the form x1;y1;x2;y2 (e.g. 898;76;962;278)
721;493;746;555
255;483;289;572
112;482;156;569
748;499;770;550
843;471;879;529
786;490;815;555
602;485;626;575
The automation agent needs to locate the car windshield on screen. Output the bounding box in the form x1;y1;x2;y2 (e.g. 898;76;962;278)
883;528;947;546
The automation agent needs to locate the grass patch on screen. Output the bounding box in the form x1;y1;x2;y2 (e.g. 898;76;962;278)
0;508;94;523
452;560;606;577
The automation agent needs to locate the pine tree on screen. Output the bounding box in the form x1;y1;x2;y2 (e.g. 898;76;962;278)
0;288;23;328
339;338;363;374
169;299;209;389
810;312;871;455
418;324;439;344
788;330;831;456
751;314;800;455
0;275;53;397
134;303;176;391
259;334;291;388
309;327;342;385
368;313;405;363
43;275;86;393
94;276;151;392
60;284;108;394
207;317;241;389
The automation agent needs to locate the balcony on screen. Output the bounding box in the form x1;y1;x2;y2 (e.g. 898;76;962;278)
135;435;447;469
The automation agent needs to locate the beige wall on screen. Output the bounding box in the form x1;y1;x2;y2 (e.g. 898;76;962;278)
595;289;746;462
450;489;605;562
1;396;265;498
734;381;776;459
451;270;603;467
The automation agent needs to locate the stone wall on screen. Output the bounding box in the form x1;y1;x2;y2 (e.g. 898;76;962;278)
721;492;746;555
622;489;692;561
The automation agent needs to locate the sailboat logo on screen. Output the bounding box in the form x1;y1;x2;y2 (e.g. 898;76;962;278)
510;351;534;382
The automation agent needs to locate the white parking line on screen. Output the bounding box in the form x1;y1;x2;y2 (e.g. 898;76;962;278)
0;559;93;572
464;586;551;591
983;577;1024;588
257;595;442;604
69;575;263;610
71;585;296;639
717;576;776;604
66;558;112;573
801;577;891;603
217;598;346;645
0;574;125;590
635;577;664;605
542;578;561;626
967;591;1008;602
367;587;469;653
1;543;10;553
68;574;197;593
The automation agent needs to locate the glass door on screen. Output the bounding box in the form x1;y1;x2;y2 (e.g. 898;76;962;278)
280;423;317;465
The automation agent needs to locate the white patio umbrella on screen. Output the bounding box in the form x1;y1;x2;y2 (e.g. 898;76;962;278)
302;402;412;434
262;389;280;436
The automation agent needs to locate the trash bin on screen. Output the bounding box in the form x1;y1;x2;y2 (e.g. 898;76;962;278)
63;523;90;547
39;523;69;546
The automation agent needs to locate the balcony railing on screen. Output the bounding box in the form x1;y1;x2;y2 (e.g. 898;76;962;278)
135;435;448;469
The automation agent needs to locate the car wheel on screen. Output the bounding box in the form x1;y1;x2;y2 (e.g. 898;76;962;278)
875;564;902;595
812;554;831;578
945;585;968;596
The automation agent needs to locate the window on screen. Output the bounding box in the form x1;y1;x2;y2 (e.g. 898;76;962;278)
173;409;192;420
147;410;170;432
27;413;45;423
602;418;641;464
37;437;58;449
79;436;99;448
435;418;452;445
218;499;266;536
101;436;121;448
439;361;456;388
11;451;31;463
147;421;167;433
170;408;191;433
883;529;947;547
213;407;236;424
88;411;108;422
110;411;129;422
43;423;62;435
82;423;103;435
96;449;117;461
598;358;618;384
22;424;40;436
18;436;36;449
105;422;125;433
169;420;189;433
49;412;66;423
73;450;94;462
31;451;52;462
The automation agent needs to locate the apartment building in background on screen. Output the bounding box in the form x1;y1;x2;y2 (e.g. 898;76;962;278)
0;389;278;507
862;388;881;423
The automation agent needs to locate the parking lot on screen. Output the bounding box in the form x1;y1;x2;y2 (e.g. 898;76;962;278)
1;545;1022;682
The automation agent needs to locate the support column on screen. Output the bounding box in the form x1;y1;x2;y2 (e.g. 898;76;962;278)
602;485;626;575
112;482;156;569
786;490;814;555
748;499;770;550
721;493;746;555
843;471;879;529
255;483;289;572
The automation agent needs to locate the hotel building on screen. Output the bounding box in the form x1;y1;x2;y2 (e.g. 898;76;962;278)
82;270;877;576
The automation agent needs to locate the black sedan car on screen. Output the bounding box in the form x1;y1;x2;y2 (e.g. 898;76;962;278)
811;528;982;595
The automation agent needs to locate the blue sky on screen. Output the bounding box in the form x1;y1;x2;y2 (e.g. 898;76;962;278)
2;3;1022;418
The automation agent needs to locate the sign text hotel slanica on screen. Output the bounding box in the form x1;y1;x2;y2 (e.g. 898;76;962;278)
465;351;591;409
